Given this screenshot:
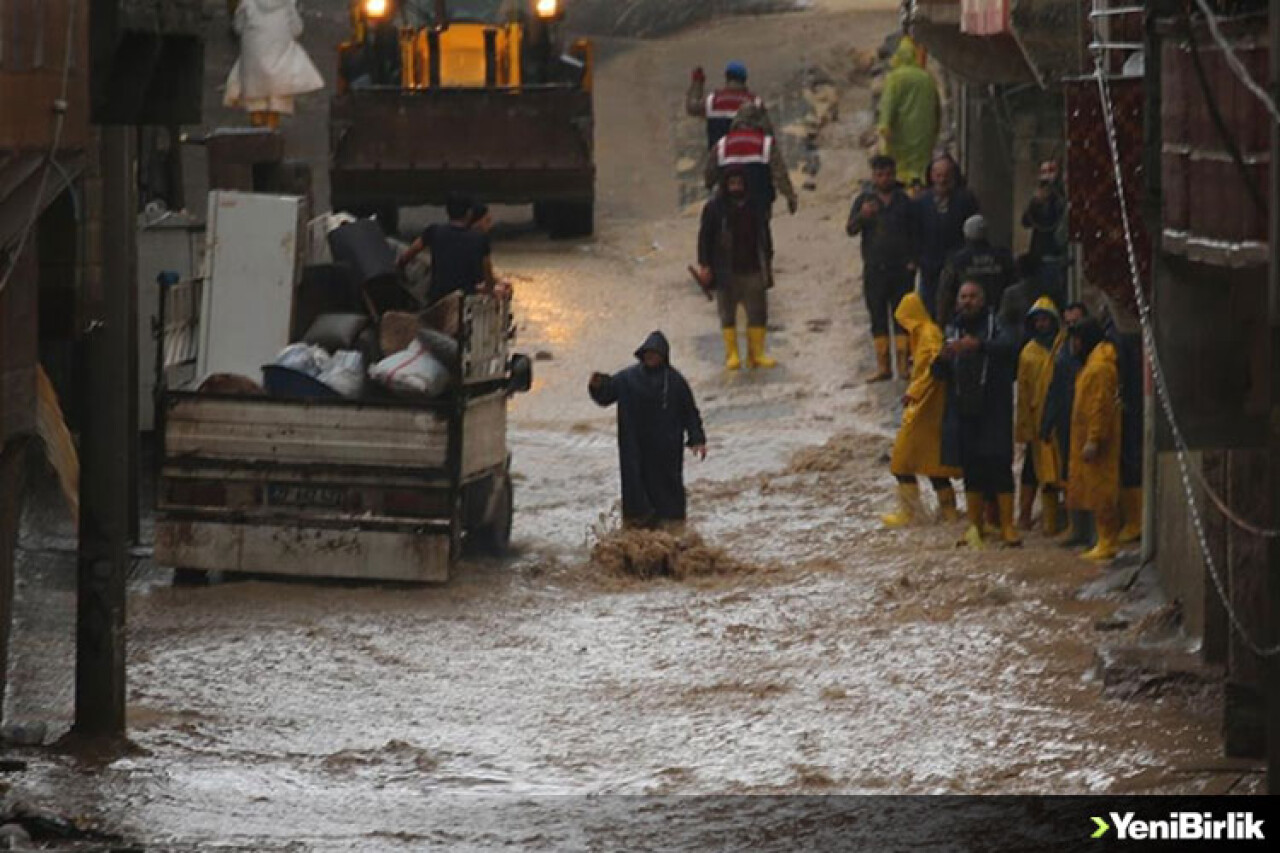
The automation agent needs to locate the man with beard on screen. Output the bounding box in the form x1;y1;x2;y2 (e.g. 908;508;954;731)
696;169;776;369
589;332;708;529
847;154;914;382
932;281;1019;548
912;156;980;319
705;102;798;280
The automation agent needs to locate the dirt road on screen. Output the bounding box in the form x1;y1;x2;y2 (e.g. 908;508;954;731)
2;2;1250;849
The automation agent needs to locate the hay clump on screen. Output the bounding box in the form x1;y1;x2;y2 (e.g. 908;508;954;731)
590;528;757;580
787;433;877;474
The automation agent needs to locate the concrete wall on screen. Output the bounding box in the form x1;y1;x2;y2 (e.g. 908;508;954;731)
960;85;1063;257
1154;451;1209;640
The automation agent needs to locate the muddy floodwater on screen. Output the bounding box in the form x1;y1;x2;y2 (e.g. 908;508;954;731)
2;2;1255;850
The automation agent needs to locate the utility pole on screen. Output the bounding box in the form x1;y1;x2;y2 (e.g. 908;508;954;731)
1268;0;1280;796
74;124;133;740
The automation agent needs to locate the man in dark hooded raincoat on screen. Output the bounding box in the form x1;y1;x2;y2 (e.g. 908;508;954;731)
589;332;708;527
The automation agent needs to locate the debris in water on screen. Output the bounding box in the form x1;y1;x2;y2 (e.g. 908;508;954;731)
788;433;879;474
590;528;758;580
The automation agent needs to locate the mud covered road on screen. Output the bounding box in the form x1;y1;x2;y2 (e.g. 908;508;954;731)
2;2;1255;850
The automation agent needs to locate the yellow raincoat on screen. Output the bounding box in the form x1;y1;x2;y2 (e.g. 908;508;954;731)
890;293;961;479
877;37;940;186
1067;340;1121;511
1015;297;1064;487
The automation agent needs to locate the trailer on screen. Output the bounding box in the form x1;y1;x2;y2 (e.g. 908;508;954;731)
153;294;528;583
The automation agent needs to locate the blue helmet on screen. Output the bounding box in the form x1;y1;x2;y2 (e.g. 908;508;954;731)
725;61;748;81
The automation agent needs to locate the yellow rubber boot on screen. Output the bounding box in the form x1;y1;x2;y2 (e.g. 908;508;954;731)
894;335;910;377
722;328;741;371
881;481;922;528
1117;487;1143;544
746;327;777;368
935;486;959;523
959;492;985;549
1042;488;1062;536
1081;509;1120;562
866;335;891;383
997;493;1022;547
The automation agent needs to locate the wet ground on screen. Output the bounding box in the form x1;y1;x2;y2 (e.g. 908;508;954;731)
1;1;1261;850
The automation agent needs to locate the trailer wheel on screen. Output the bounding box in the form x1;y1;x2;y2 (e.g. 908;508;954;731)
532;202;553;231
548;201;594;239
476;473;513;556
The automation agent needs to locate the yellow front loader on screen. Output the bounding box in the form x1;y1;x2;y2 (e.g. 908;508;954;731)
331;0;595;237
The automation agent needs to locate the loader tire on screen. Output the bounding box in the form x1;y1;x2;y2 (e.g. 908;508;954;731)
548;201;594;239
532;202;553;231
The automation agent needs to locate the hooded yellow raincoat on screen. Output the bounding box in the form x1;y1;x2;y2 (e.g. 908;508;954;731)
890;293;961;479
876;38;940;186
1015;297;1064;487
1067;340;1121;511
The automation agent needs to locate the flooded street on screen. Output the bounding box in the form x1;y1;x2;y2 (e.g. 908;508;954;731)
2;1;1255;849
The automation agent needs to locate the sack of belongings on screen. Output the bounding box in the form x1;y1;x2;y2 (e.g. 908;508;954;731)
369;338;450;398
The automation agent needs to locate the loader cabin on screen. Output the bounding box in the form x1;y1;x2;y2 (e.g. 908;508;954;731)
339;0;591;92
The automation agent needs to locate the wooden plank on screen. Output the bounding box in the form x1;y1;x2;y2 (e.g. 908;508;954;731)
462;294;509;385
155;519;451;583
461;392;506;477
165;398;450;468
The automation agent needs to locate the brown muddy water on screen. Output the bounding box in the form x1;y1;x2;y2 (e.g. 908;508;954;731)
2;2;1252;850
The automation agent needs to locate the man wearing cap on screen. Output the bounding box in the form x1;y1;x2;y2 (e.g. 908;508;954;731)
686;61;769;149
934;214;1014;328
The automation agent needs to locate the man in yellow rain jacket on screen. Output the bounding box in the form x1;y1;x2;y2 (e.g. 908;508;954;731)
1015;298;1065;535
1067;320;1122;561
882;293;962;526
876;37;940;189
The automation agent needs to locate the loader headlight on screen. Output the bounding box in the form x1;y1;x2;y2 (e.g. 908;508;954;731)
363;0;391;19
534;0;559;19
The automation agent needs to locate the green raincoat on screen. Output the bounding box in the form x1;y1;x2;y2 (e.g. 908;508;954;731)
876;38;940;186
